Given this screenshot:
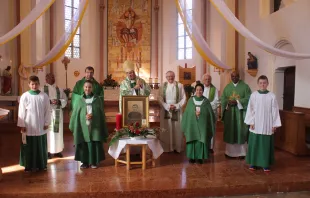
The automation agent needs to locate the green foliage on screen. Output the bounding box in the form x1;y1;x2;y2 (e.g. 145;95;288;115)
102;74;118;87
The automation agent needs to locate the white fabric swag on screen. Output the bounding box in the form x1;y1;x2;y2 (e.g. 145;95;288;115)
0;0;55;45
210;0;310;59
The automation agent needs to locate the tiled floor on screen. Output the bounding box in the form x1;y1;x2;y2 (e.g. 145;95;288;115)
1;123;310;198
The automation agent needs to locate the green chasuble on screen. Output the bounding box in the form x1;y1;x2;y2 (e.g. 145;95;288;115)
71;77;103;111
181;96;215;159
221;80;251;144
69;94;108;145
119;76;151;112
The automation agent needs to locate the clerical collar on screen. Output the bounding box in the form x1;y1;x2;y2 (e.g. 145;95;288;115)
233;82;239;87
28;90;41;95
83;93;94;99
46;83;55;87
194;96;204;101
204;84;211;88
258;90;269;94
85;77;93;81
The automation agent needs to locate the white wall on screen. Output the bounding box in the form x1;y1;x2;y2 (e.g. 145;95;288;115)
160;0;203;83
244;0;310;108
53;0;100;89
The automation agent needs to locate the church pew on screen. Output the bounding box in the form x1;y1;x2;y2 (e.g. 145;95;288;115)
275;110;310;155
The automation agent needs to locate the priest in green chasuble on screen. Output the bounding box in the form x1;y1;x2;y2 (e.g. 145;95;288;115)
119;60;151;112
221;71;252;158
69;80;108;169
159;71;186;153
181;84;215;164
71;66;103;112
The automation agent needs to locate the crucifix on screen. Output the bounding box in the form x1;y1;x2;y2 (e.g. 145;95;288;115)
61;56;70;89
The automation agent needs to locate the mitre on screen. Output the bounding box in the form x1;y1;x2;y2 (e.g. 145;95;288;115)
123;60;135;73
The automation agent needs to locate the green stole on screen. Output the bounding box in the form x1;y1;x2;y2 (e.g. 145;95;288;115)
208;84;216;102
130;80;139;95
44;85;61;133
162;82;179;121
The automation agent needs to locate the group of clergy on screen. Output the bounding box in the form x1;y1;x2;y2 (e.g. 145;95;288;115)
22;59;280;171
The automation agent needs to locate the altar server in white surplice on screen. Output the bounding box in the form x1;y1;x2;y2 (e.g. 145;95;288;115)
40;73;68;159
244;75;281;172
159;71;186;153
201;74;219;153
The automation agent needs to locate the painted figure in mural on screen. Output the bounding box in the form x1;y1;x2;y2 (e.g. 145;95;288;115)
116;8;143;47
2;66;12;95
247;52;258;70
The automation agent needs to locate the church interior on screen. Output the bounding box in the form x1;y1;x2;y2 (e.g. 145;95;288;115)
1;0;310;197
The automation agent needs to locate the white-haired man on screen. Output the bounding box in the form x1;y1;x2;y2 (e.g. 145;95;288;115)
159;71;186;153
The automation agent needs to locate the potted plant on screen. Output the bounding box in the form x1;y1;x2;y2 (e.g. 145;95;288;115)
101;74;119;89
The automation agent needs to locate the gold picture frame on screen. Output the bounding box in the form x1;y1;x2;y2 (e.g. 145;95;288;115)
122;96;149;127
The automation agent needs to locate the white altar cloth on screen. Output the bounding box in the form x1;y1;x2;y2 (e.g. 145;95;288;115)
108;138;164;159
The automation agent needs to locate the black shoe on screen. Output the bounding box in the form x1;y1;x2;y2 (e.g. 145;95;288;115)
24;168;31;173
225;154;234;159
189;159;195;164
55;153;63;158
197;159;204;164
48;152;53;159
238;156;245;160
174;150;180;154
209;149;214;154
80;163;89;169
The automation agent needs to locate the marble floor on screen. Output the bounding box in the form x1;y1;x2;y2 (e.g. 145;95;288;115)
1;123;310;198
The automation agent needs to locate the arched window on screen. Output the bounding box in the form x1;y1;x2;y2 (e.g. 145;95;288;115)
177;0;192;60
64;0;81;58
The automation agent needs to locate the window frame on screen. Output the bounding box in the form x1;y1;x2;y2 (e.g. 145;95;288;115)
64;0;81;59
177;0;193;60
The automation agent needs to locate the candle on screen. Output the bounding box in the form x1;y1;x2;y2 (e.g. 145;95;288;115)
149;78;152;83
116;113;122;130
154;77;158;83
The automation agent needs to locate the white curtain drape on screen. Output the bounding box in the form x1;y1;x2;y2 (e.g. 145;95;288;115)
210;0;310;59
33;0;88;68
177;0;232;70
0;0;55;45
19;0;88;70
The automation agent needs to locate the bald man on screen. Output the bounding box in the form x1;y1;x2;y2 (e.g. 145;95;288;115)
201;74;219;153
159;71;186;153
221;71;251;159
40;73;68;159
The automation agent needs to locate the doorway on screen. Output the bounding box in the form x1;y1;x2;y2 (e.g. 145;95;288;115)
283;66;295;111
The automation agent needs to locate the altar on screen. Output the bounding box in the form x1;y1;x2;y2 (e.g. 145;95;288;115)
0;96;18;122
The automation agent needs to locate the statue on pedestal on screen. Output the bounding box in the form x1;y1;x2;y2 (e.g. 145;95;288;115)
247;52;258;70
2;66;12;95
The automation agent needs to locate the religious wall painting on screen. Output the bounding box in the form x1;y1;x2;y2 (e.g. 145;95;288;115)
107;0;152;83
122;96;149;127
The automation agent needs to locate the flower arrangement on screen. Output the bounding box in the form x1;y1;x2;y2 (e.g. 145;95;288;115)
108;122;166;146
101;74;119;88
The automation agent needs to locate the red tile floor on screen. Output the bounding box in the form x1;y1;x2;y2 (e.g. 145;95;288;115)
0;122;310;198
